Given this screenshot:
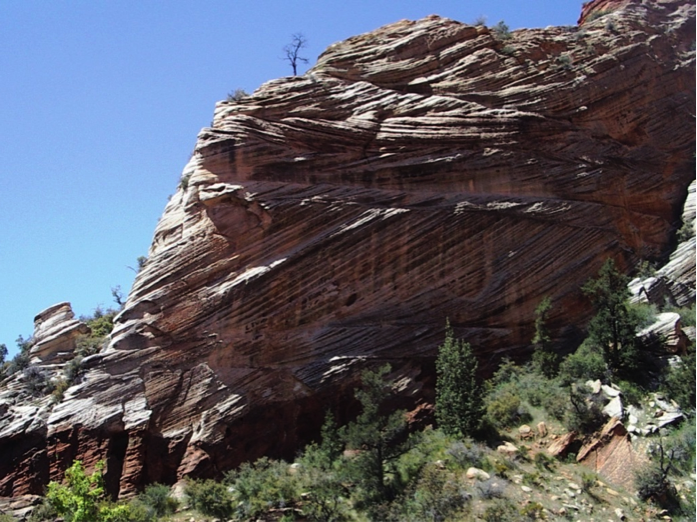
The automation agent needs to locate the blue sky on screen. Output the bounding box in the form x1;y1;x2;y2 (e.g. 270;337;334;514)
0;1;581;356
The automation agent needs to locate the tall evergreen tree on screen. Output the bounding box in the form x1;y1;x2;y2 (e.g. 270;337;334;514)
435;322;483;438
531;296;560;378
342;365;412;506
582;259;640;375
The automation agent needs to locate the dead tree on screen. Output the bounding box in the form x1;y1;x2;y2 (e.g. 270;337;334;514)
283;33;308;75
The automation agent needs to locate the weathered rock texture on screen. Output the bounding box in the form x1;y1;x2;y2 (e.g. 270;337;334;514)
0;0;694;497
577;417;647;489
630;179;696;306
29;302;89;363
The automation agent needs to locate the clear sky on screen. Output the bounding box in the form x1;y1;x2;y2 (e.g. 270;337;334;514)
0;1;582;356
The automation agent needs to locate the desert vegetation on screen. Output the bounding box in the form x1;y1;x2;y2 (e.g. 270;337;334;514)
5;261;695;521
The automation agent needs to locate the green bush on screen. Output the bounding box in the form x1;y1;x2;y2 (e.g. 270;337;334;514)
533;452;556;472
563;384;607;435
23;366;51;396
485;386;531;430
185;479;234;520
98;501;153;522
635;464;677;508
520;501;545;520
227;89;249;102
137;483;178;517
27;498;58;522
225;457;299;520
662;344;696;413
558;342;608;385
481;498;517;522
446;440;486;470
6;338;31;375
51;378;71;403
491;21;512;40
400;464;470;522
477;477;508;499
45;460;120;522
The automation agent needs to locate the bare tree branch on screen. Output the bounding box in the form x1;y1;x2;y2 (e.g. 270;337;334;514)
283;33;308;75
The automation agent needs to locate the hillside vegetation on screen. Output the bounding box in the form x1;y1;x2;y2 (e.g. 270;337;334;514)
11;260;695;522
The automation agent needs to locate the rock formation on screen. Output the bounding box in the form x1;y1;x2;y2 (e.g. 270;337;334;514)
0;0;694;497
29;303;90;363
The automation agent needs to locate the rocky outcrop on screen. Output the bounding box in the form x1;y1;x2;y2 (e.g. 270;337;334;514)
0;0;694;497
577;417;647;490
630;180;696;307
29;303;90;363
0;303;89;496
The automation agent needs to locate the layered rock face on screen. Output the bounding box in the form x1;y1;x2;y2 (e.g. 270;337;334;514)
1;0;694;497
29;303;90;363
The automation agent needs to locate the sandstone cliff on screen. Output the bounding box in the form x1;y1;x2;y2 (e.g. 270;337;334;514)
0;0;694;497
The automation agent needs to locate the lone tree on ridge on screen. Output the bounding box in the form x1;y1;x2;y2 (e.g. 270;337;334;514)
283;33;309;75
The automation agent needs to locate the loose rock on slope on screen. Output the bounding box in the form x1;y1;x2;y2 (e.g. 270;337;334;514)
0;0;694;497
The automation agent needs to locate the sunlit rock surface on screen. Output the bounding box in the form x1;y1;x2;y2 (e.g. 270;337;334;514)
0;0;694;497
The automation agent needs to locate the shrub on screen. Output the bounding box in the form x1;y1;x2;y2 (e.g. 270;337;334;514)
27;498;58;522
485;386;531;430
225;457;299;520
23;366;50;396
227;89;249;102
481;498;517;522
446;440;486;469
635;464;677;508
585;9;613;23
185;479;234;520
99;501;154;522
179;172;192;191
51;378;71;403
581;471;598;492
477;477;508;500
564;384;607;435
677;219;695;242
0;514;14;522
520;501;545;520
558;341;608;385
137;483;178;517
46;460;107;522
7;344;31;375
64;357;84;383
533;452;556;472
662;344;696;413
403;464;471;522
555;54;572;70
491;21;512;40
0;343;7;376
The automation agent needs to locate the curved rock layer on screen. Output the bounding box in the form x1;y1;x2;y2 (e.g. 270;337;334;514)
1;0;694;497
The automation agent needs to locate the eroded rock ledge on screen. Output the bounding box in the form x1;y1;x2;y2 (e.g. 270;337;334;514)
1;0;694;497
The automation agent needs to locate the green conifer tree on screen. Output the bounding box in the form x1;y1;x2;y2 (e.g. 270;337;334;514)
582;259;641;375
342;365;411;506
435;323;483;438
531;296;560;377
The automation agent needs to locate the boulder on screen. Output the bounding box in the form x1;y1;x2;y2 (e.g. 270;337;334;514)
547;432;577;459
577;417;646;490
497;442;519;457
466;467;490;481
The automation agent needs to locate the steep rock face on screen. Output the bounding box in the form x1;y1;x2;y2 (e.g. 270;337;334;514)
0;303;89;496
1;0;694;497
